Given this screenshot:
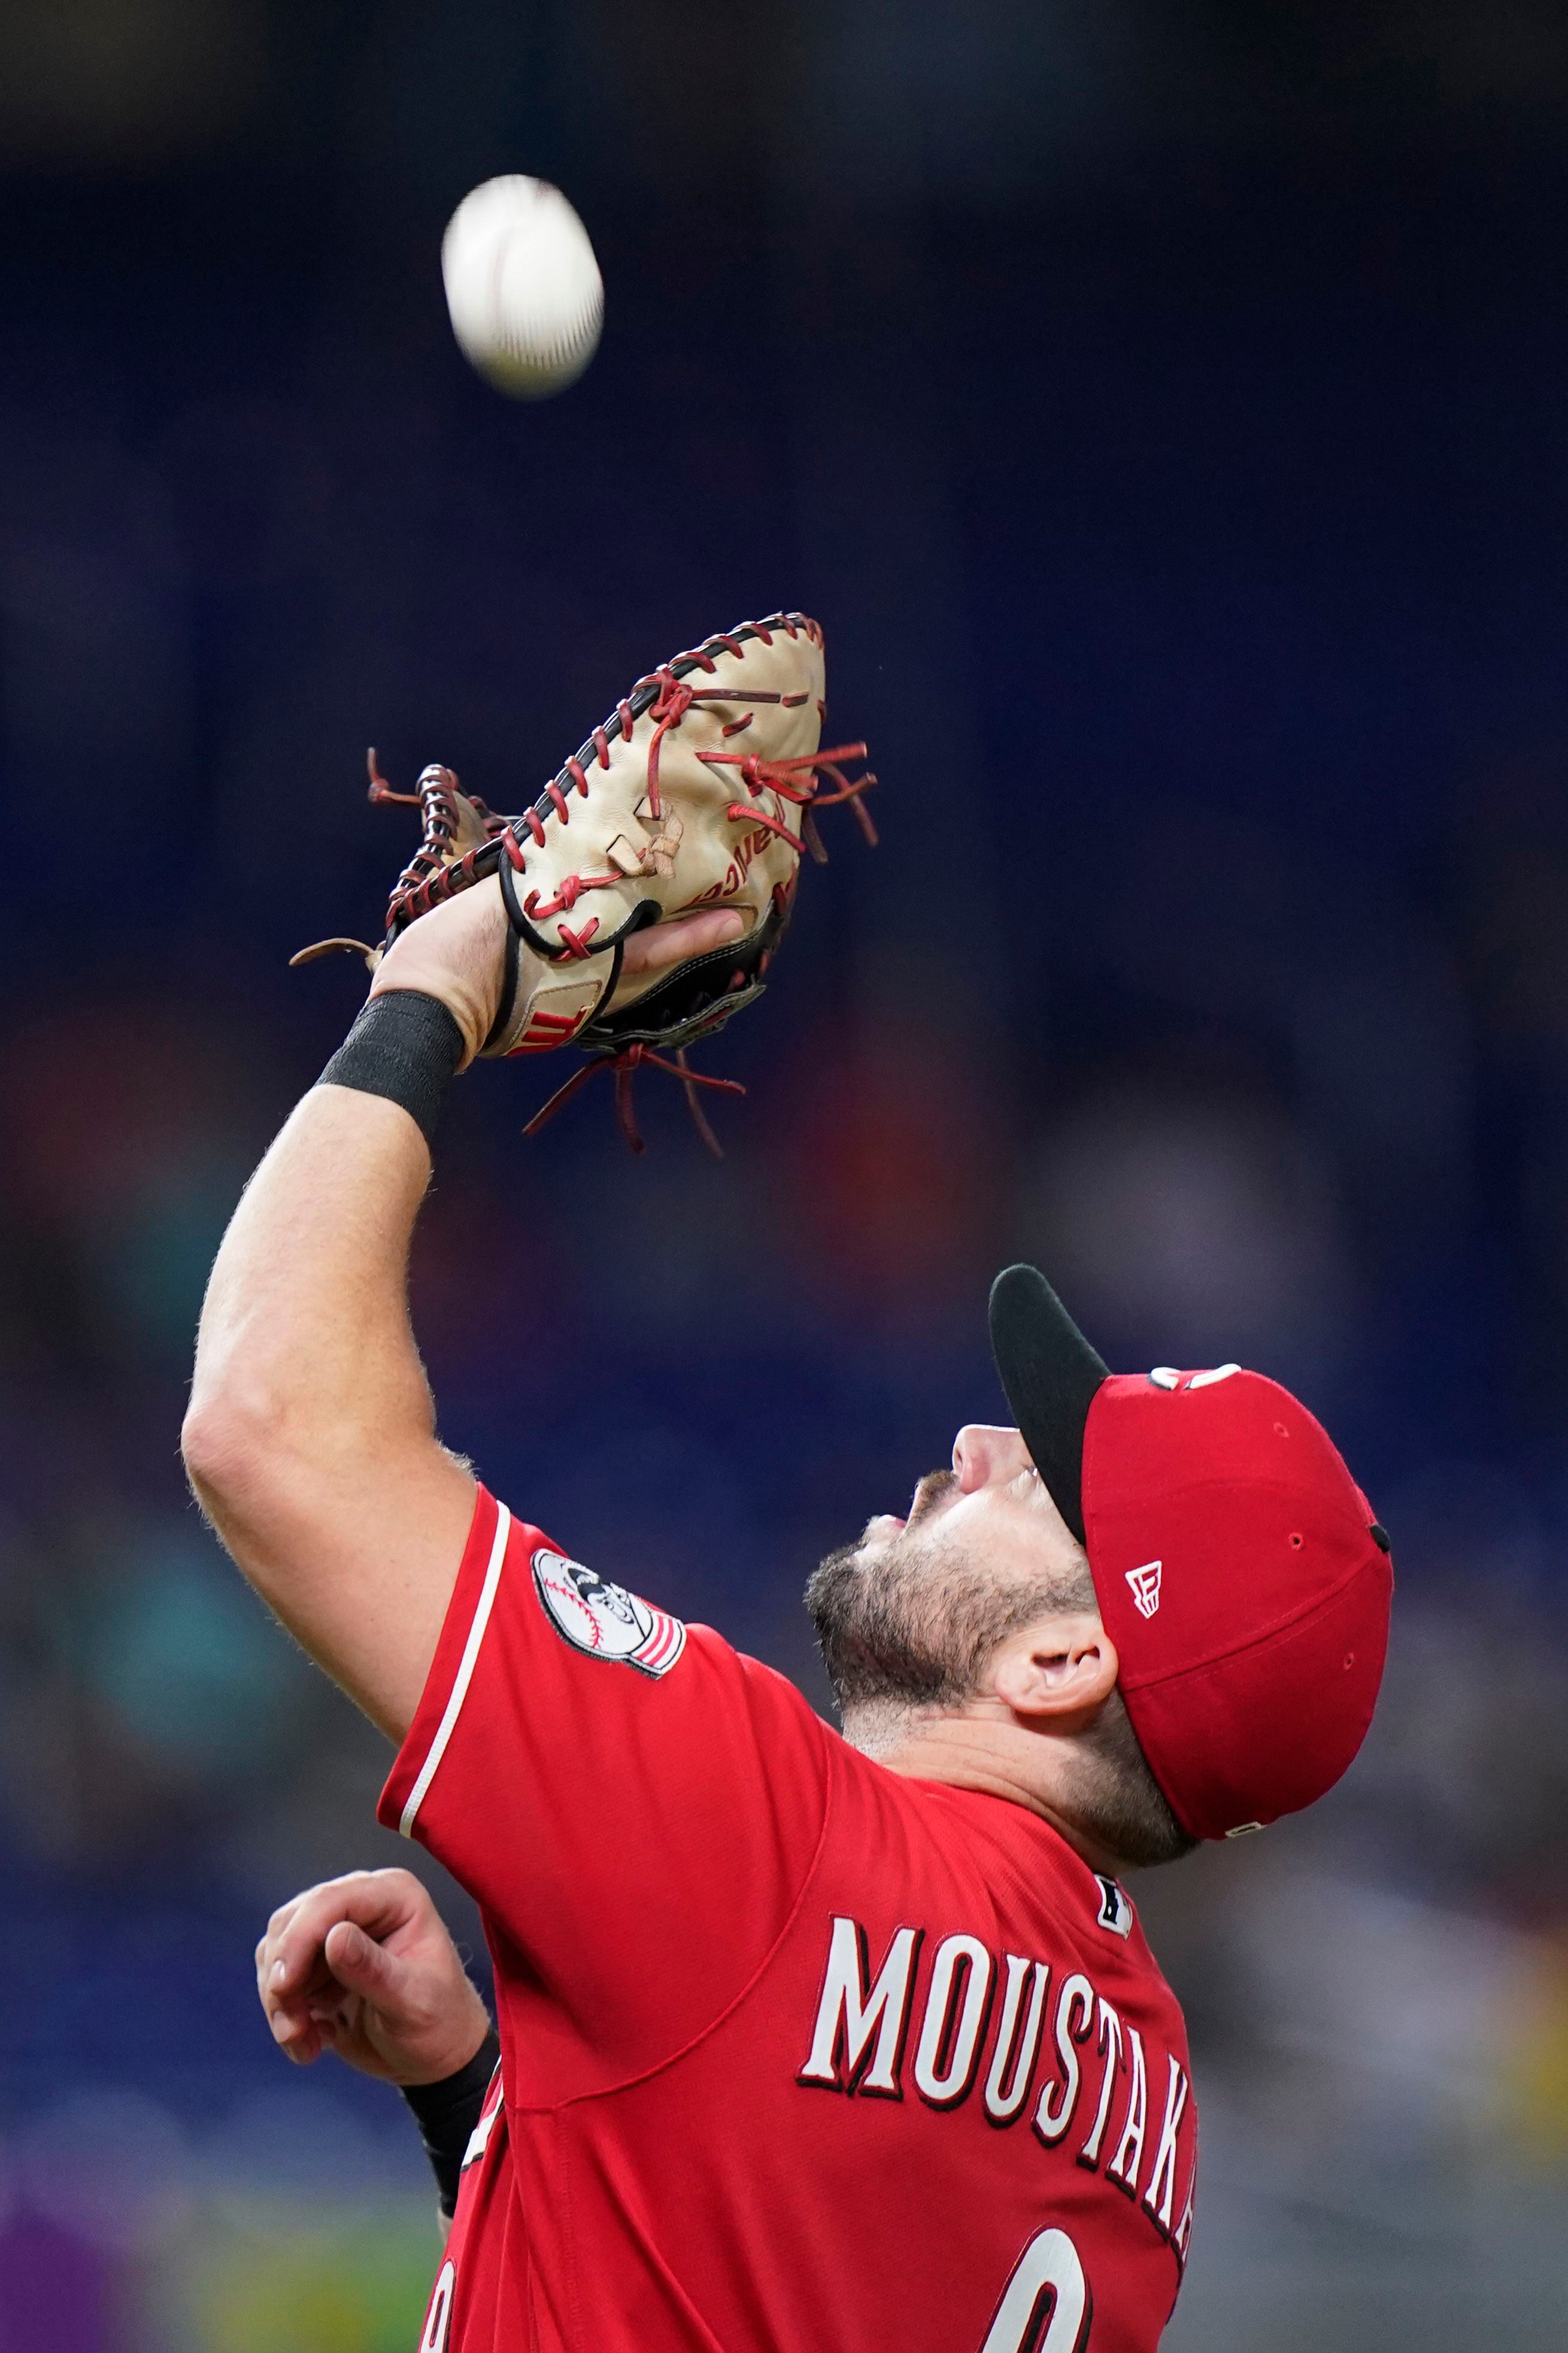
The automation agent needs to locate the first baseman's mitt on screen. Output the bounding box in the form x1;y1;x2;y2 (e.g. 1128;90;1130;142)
294;613;875;1151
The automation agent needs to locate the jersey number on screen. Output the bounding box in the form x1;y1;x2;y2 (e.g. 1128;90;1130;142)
418;2225;1087;2353
979;2228;1090;2353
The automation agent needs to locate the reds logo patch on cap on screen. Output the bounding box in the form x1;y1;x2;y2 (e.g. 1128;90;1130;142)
531;1548;686;1678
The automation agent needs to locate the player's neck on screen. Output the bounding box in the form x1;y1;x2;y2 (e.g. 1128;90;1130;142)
867;1714;1126;1879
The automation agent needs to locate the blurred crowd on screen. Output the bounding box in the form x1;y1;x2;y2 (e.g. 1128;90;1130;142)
4;2;1568;2347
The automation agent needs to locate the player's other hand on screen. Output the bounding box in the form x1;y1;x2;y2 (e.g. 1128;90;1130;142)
369;873;744;1068
256;1867;492;2085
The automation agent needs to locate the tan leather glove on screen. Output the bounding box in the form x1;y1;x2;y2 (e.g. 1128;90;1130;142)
296;611;875;1150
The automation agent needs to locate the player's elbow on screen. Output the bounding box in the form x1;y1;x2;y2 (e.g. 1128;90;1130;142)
181;1380;293;1518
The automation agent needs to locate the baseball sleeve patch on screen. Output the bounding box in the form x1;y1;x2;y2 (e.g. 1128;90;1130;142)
530;1548;687;1678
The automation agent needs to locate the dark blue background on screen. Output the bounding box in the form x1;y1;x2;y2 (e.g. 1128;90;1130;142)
4;7;1568;2345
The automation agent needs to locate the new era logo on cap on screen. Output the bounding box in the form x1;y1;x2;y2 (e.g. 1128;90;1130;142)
1125;1559;1162;1619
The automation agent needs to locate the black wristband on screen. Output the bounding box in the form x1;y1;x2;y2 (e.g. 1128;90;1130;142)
401;2028;501;2218
317;991;465;1147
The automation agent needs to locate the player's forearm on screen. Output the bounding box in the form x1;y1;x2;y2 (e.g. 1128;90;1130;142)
190;892;525;1466
184;1080;477;1733
187;1082;435;1464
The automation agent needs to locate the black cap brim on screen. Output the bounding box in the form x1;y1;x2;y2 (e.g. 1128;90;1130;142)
987;1265;1111;1547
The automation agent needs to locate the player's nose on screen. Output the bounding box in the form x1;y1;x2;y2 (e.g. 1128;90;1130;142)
952;1424;1033;1495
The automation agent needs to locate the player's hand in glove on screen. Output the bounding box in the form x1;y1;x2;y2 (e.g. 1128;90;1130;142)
369;874;744;1073
295;611;874;1150
256;1867;489;2086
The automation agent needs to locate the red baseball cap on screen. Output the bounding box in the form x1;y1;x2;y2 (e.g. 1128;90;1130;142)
988;1264;1393;1842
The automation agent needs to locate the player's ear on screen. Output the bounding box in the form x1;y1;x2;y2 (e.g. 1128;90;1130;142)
989;1618;1119;1726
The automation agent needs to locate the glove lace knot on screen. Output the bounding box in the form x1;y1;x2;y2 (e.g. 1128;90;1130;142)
642;665;707;820
698;741;879;862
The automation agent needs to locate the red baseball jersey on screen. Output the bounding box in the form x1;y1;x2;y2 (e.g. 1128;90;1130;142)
380;1488;1198;2353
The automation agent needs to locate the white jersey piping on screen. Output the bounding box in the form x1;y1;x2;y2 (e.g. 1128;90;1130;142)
398;1500;512;1839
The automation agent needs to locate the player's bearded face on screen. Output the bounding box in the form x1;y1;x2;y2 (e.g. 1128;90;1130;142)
806;1469;1077;1714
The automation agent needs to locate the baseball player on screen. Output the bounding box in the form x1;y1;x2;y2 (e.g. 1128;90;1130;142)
188;620;1392;2351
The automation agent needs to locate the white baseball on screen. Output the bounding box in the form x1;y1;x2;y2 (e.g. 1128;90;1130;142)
440;176;603;401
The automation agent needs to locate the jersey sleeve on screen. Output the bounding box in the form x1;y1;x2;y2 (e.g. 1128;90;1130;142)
378;1487;833;2085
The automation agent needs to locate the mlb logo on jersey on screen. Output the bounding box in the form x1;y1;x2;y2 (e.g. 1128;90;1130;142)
531;1549;686;1677
1094;1875;1135;1938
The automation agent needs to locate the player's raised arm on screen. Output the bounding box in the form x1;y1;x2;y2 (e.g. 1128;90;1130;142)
184;614;865;1739
181;877;743;1740
180;889;485;1739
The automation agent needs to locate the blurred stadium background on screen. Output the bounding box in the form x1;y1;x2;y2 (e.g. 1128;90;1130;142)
4;1;1568;2345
